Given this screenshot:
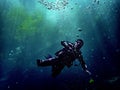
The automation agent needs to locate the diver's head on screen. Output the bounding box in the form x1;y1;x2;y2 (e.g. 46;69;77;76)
74;39;84;49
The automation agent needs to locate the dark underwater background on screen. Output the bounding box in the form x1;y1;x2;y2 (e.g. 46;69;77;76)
0;0;120;90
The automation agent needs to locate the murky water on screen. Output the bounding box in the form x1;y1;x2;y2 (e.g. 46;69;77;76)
0;0;120;90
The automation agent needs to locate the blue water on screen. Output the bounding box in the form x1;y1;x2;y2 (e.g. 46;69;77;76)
0;0;120;90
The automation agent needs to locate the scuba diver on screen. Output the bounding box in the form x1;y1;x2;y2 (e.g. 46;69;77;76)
37;39;91;77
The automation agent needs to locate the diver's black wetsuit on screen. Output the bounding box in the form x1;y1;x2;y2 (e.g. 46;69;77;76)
37;39;91;77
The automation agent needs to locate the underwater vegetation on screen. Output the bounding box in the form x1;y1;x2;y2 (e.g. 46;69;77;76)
6;7;43;43
0;0;120;90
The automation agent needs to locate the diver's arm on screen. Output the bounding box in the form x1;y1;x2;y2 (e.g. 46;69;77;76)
61;41;69;48
78;54;91;75
61;41;73;49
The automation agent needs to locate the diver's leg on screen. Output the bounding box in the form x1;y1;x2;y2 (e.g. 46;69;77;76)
52;63;65;77
37;57;59;66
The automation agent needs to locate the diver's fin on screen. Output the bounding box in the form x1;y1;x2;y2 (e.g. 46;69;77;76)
37;59;42;66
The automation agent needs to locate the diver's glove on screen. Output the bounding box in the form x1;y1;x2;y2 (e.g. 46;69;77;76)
85;69;91;75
